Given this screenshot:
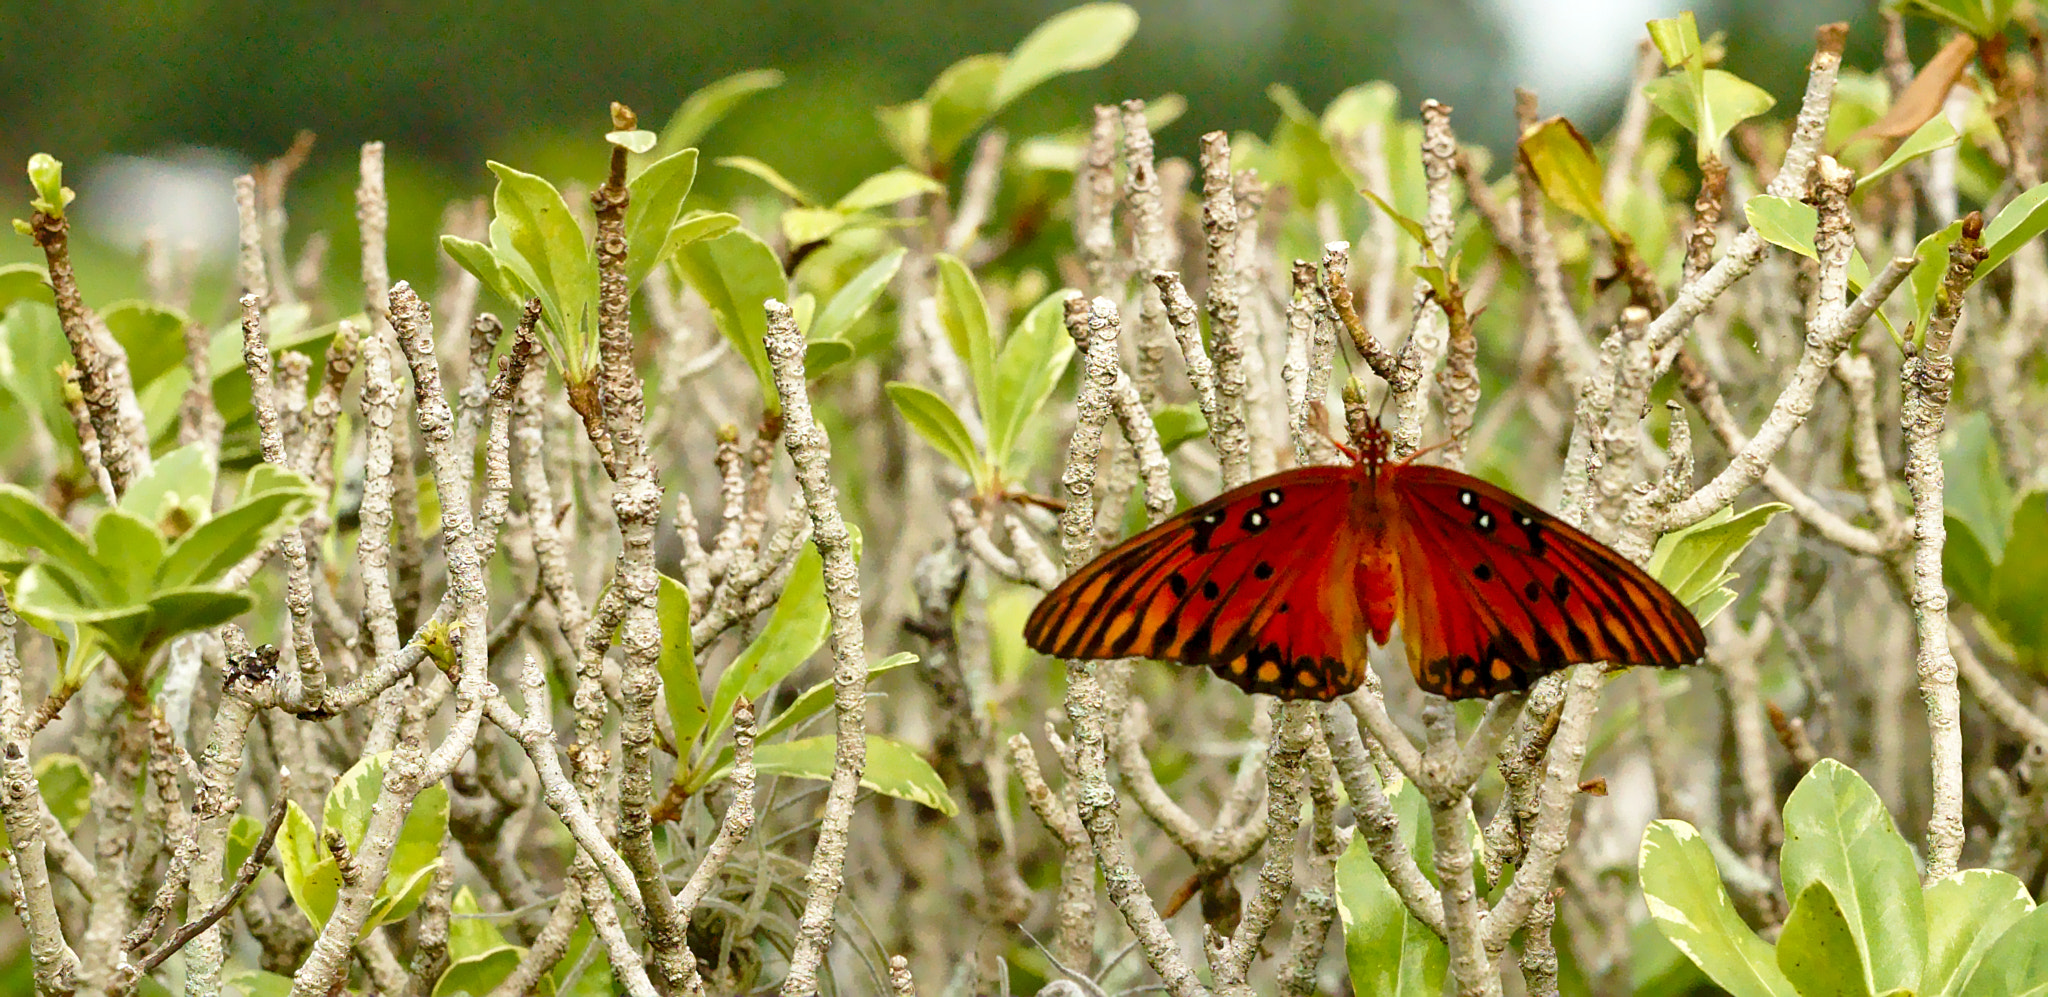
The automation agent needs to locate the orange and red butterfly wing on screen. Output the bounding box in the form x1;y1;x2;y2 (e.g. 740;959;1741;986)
1023;466;1372;699
1388;464;1706;699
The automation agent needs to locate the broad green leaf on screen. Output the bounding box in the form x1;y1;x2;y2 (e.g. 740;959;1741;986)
1645;69;1777;163
1944;412;2012;558
441;236;534;318
876;99;933;171
1988;491;2048;669
1645;13;1704;69
435;946;525;997
673;227;787;411
0;263;53;310
1746;195;1818;258
834;168;945;212
486;163;598;376
1519;117;1613;232
156;489;314;589
32;754;91;832
0;302;74;448
649;69;785;163
992;2;1138;106
810;248;906;343
0;485;108;593
781;208;851;247
1152;403;1209;454
1647;502;1787;622
1981;181;2048;275
657;573;708;752
748;735;957;815
1780;760;1926;996
446;887;510;959
705;541;834;748
143;589;252;650
1855;116;1962;194
1943;514;1996;608
101;300;192;389
886;381;989;486
222;812;265;892
804;340;856;378
754;652;918;743
1336;829;1448;997
987;292;1076;476
934;254;996;415
1957;902;2048;997
716;155;816;205
1910;219;1968;333
623;148;699;289
321;752;448;932
93;509;164;605
1639;820;1797;997
1924;869;2035;997
1902;0;2017;38
605;129;656;154
666;210;740;248
926;53;1008;167
118;442;218;535
277;801;341;930
1778;881;1876;997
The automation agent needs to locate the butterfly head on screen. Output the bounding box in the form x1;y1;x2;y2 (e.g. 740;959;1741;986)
1356;419;1392;472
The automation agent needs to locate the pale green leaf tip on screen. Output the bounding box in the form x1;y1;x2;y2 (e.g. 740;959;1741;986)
608;130;659;154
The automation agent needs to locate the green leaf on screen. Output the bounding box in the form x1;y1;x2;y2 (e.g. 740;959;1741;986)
834;168;946;212
101;300;192;389
934;254;997;419
605;129;657;154
446;887;510;959
749;735;957;815
1981;181;2048;276
92;509;164;605
277;801;341;930
1645;13;1704;69
1780;759;1927;997
886;381;989;486
320;752;448;932
992;2;1138;106
1910;219;1968;333
0;485;108;594
1152;403;1209;454
754;652;918;744
875;100;934;172
32;754;91;832
705;540;835;749
1778;881;1876;997
657;574;708;752
1957;902;2048;997
623;148;699;289
156;488;314;589
1645;69;1777;163
1519;117;1613;233
1335;830;1448;997
666;209;741;248
1945;514;1996;608
1647;502;1787;623
0;263;53;310
26;153;73;217
1988;491;2048;669
1639;820;1797;997
987;292;1076;477
443;234;538;317
673;228;787;412
222;812;265;892
926;53;1008;167
804;340;856;378
1856;115;1962;194
435;946;526;997
118;443;218;535
649;69;785;163
716;155;816;206
810;247;906;343
1923;869;2035;997
780;207;851;247
1746;195;1818;259
1360;189;1433;250
486;162;599;378
1902;0;2017;38
1944;412;2013;558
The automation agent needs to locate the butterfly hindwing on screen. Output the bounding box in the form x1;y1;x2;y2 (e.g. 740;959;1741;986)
1024;467;1368;699
1389;465;1706;699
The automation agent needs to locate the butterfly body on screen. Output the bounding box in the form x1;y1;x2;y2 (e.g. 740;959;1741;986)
1024;425;1706;700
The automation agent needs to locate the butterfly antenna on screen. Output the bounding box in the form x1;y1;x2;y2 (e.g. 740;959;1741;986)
1308;400;1360;461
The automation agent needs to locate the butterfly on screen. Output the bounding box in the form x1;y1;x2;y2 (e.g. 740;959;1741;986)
1023;422;1705;700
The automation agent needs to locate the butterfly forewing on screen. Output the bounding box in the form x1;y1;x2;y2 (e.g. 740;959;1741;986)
1389;465;1706;698
1024;467;1369;698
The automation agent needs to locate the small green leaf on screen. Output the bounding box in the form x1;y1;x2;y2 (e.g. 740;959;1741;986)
604;130;657;154
657;574;708;752
987;291;1077;477
0;263;52;312
886;381;989;487
447;887;510;959
441;236;535;319
1923;869;2035;997
276;801;341;931
1901;0;2017;39
1945;514;1996;608
623;148;699;289
1778;881;1875;997
1360;189;1432;250
32;754;91;832
781;207;851;247
1151;403;1209;454
673;227;787;412
1909;219;1968;333
1780;760;1927;997
101;300;192;389
1336;830;1449;997
1647;502;1787;623
1981;181;2048;276
748;735;957;815
705;542;834;749
992;2;1138;107
926;53;1008;167
1944;411;2012;558
156;488;314;589
1640;820;1797;997
1644;69;1777;163
649;69;785;163
834;168;946;212
934;254;997;416
716;155;816;206
754;652;918;744
434;946;526;997
93;509;165;604
1645;13;1704;69
0;485;108;594
26;153;74;218
486;163;599;378
666;210;741;248
1988;491;2048;670
810;248;906;343
804;339;856;378
876;100;934;172
1855;115;1962;194
118;442;218;534
1745;195;1819;259
1957;902;2048;997
1519;117;1613;233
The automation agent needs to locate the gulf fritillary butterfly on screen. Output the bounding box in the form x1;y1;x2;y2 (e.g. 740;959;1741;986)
1024;422;1705;700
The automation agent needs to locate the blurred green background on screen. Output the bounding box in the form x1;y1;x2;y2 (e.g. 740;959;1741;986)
3;0;1881;301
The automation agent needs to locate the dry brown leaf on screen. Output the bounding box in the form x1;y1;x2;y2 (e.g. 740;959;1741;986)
1850;33;1978;146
